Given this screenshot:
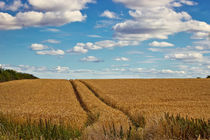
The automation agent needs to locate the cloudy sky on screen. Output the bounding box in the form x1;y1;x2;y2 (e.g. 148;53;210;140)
0;0;210;79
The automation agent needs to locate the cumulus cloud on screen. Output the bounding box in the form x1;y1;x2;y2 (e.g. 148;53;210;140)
160;69;185;74
165;52;203;61
149;41;174;47
67;43;89;54
85;42;102;50
68;40;139;54
43;39;60;44
0;0;94;30
179;0;197;6
100;10;118;19
113;0;173;9
28;0;93;11
114;57;129;61
112;0;210;41
80;56;103;62
56;66;70;73
30;43;65;56
30;43;48;50
191;32;209;39
36;49;65;55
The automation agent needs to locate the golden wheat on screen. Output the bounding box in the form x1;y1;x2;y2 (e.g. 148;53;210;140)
83;79;210;120
73;80;131;127
0;79;87;129
72;80;133;139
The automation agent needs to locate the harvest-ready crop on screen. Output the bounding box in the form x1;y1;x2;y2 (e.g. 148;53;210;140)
0;79;87;129
82;79;210;120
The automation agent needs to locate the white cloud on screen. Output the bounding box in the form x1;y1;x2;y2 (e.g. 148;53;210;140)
67;43;89;54
0;10;86;30
30;42;65;56
160;69;185;74
114;57;129;61
45;28;60;32
95;40;139;48
30;43;48;50
100;10;118;19
80;56;103;62
149;41;174;47
191;32;209;39
112;0;210;42
68;40;139;54
36;49;65;55
113;0;173;9
56;66;70;73
28;0;93;11
180;0;197;6
0;12;21;30
43;39;60;44
85;42;101;50
113;0;196;9
165;52;203;61
87;34;102;38
171;2;182;7
0;0;94;30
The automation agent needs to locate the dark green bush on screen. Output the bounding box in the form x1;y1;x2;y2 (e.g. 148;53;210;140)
207;75;210;78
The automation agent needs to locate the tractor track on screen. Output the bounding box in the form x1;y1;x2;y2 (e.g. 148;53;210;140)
69;80;90;113
79;80;140;128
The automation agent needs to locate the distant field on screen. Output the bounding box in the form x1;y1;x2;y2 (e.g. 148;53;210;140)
83;79;210;120
0;79;209;139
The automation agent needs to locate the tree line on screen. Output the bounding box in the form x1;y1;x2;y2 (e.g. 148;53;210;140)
0;68;38;82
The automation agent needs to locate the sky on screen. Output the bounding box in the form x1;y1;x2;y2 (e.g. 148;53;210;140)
0;0;210;79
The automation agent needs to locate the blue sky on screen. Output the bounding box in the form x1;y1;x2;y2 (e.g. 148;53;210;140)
0;0;210;79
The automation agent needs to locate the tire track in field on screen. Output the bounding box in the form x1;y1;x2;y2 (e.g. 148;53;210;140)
79;80;141;128
71;80;132;129
70;80;99;128
70;80;90;113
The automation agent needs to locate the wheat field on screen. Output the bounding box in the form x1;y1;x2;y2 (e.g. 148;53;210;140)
0;79;87;129
71;80;132;139
0;78;210;139
83;79;210;120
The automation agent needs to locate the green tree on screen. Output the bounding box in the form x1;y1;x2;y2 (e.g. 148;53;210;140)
0;68;38;82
